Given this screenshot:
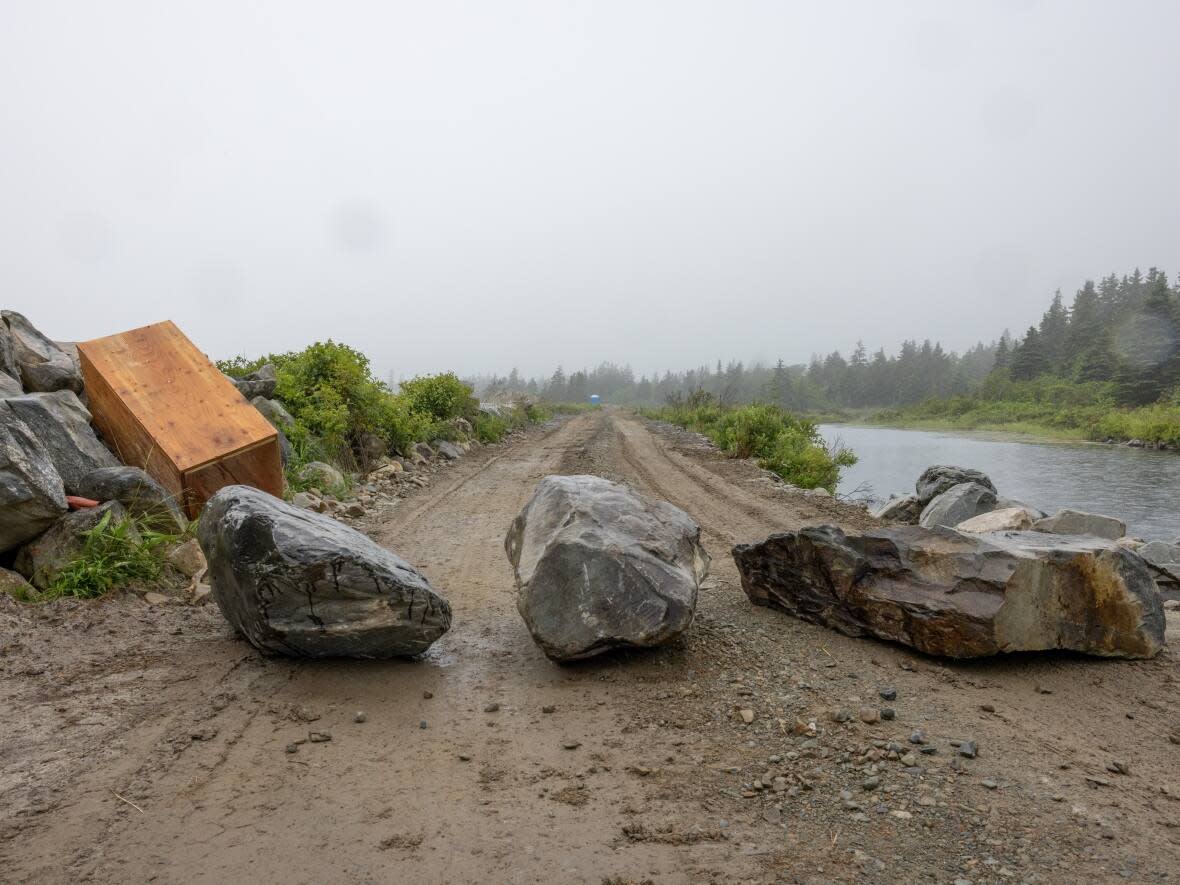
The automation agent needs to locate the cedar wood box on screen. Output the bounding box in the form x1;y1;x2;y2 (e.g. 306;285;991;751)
77;321;283;518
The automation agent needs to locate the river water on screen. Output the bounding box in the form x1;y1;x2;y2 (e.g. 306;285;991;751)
819;424;1180;542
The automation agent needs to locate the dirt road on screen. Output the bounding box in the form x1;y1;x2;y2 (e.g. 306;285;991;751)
2;409;1178;884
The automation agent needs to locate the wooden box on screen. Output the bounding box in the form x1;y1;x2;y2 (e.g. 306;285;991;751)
77;321;283;519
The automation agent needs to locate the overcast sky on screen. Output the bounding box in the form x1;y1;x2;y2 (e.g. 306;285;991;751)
2;1;1178;383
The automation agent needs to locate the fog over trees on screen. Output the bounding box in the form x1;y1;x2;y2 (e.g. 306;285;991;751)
474;268;1180;411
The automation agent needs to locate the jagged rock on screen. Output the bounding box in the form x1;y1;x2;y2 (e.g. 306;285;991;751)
872;495;922;524
915;465;996;505
412;442;435;462
0;319;19;380
732;525;1164;659
1;311;83;393
0;407;68;553
298;461;345;492
3;390;119;494
0;372;21;397
15;501;132;590
432;439;462;461
506;475;709;662
198;485;451;658
0;567;34;598
227;363;277;399
1034;509;1125;540
919;482;997;529
74;466;187;532
956;506;1038;533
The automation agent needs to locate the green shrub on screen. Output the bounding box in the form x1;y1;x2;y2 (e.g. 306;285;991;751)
645;402;856;492
38;511;175;601
399;373;478;423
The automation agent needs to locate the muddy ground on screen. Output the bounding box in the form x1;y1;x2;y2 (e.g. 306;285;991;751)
1;409;1178;884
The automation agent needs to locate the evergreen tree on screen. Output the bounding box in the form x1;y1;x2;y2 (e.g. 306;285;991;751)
1038;290;1069;370
1009;327;1049;380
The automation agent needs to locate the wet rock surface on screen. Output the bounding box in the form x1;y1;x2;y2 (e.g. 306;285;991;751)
733;524;1164;659
74;466;187;532
0;406;68;553
506;474;709;661
1034;508;1126;540
198;485;451;658
915;465;996;504
1;310;83;393
4;390;119;494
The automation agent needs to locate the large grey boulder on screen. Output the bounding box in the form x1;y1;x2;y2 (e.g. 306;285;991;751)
871;494;922;524
915;465;996;505
0;319;19;381
1034;509;1126;540
918;482;997;529
1;311;83;393
15;501;131;590
506;475;709;662
732;525;1164;659
227;363;277;400
74;466;187;532
0;372;21;398
0;407;68;552
3;390;119;494
198;485;450;658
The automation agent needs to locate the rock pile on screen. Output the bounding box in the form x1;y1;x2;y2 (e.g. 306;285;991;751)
733;524;1164;659
506;475;709;661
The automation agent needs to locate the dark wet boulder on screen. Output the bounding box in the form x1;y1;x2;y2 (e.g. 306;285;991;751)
0;407;67;553
506;475;709;662
918;482;997;529
74;466;187;532
732;524;1164;659
198;485;451;658
15;501;131;590
915;465;996;505
3;390;119;494
1;311;83;393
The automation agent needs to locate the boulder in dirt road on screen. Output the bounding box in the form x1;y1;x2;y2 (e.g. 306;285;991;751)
0;567;34;598
506;474;709;662
15;501;132;590
74;466;187;532
198;485;451;658
733;525;1164;659
0;407;68;552
915;465;996;504
1034;509;1126;540
1;311;83;393
3;390;120;494
955;506;1038;533
918;482;997;529
871;494;922;524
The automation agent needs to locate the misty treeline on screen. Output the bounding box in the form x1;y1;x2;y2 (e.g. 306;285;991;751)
991;267;1180;406
473;267;1180;414
471;343;998;410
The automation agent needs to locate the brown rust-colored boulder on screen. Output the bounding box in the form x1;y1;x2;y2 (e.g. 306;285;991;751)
732;525;1164;659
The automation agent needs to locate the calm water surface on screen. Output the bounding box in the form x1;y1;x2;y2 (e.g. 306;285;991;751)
819;424;1180;541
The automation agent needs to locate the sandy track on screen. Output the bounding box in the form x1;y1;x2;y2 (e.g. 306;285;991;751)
2;409;1178;884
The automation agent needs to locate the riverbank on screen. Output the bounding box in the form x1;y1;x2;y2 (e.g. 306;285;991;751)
867;398;1180;450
